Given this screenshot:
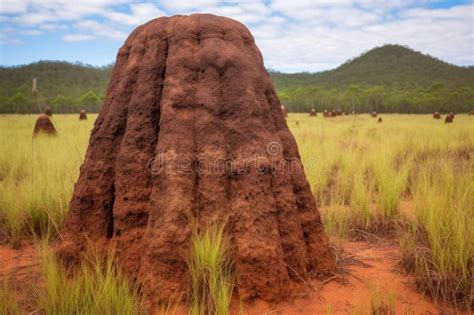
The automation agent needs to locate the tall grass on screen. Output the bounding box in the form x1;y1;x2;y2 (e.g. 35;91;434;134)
1;278;21;315
400;159;473;308
1;113;472;310
0;115;92;246
187;224;234;315
37;242;142;314
368;284;396;315
290;114;473;308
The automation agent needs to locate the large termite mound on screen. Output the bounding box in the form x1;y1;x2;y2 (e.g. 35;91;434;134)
56;14;335;303
33;113;56;136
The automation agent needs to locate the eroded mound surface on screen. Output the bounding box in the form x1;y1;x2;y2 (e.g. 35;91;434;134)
57;14;335;303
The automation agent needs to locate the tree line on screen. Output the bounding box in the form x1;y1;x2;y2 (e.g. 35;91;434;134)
277;83;474;114
2;83;472;114
1;44;474;114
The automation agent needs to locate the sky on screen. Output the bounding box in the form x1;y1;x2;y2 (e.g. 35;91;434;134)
0;0;473;73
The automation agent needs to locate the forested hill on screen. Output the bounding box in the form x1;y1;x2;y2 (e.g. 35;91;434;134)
0;61;112;113
270;44;474;89
1;44;473;113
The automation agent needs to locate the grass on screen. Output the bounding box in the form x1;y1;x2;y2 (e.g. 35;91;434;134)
36;241;142;314
290;113;473;308
187;223;234;315
1;278;21;315
0;113;473;310
0;114;92;246
400;158;473;308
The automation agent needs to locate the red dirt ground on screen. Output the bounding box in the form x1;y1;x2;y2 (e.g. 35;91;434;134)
0;242;38;278
1;240;466;314
234;240;465;314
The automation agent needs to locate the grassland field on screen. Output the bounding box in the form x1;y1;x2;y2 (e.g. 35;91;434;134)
0;113;473;313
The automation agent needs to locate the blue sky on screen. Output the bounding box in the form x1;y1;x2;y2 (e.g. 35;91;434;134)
0;0;473;73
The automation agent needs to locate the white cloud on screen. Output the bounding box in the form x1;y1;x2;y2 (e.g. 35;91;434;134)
1;27;14;33
402;4;473;19
9;0;121;25
0;0;28;14
1;0;473;71
158;0;220;12
12;10;53;25
39;23;66;31
19;29;43;35
0;31;22;44
74;20;127;39
103;3;165;26
63;33;96;41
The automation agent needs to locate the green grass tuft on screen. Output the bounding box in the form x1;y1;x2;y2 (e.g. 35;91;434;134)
187;223;234;315
37;242;142;314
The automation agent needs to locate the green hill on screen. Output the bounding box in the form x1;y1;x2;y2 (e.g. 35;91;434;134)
0;61;112;113
1;44;473;113
270;44;474;90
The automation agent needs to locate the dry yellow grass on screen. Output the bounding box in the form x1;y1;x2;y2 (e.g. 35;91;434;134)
0;113;472;309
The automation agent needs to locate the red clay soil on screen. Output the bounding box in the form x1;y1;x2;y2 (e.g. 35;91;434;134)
1;240;464;314
230;240;466;315
33;113;56;136
0;242;40;314
0;243;37;278
56;14;335;304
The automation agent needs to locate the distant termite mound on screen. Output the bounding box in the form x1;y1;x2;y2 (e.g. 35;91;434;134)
56;14;335;304
44;106;53;116
445;115;453;123
433;112;441;119
33;113;56;136
79;109;87;120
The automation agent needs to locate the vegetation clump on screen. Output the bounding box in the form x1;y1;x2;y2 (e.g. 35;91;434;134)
188;224;234;315
37;243;141;314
